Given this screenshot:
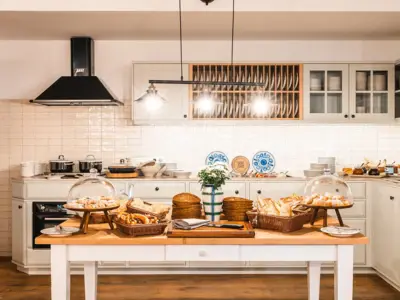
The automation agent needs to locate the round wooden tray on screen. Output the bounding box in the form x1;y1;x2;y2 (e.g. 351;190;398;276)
63;204;120;212
64;204;120;234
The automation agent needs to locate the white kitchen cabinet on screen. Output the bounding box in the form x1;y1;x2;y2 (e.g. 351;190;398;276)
189;182;246;198
132;63;189;124
131;182;186;201
303;64;349;121
349;64;394;122
12;199;25;265
249;182;305;200
372;183;400;287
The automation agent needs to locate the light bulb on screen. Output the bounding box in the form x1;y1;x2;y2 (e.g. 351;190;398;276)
196;92;215;112
144;93;164;111
251;95;270;115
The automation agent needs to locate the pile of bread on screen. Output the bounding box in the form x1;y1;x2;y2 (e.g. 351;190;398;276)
65;196;118;209
129;198;169;215
115;212;159;225
302;192;351;207
256;194;303;217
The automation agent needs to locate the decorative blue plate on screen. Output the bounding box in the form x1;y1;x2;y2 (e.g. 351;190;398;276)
205;151;229;166
252;151;275;173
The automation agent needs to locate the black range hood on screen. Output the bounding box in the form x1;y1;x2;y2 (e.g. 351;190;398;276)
30;37;123;106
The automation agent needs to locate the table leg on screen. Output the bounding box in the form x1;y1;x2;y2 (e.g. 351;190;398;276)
310;208;319;225
335;245;354;300
323;209;328;227
335;209;344;226
307;261;321;300
51;245;70;300
83;212;90;234
79;212;87;230
84;262;98;300
103;210;114;230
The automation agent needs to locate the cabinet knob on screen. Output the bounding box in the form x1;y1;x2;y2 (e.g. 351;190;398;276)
155;187;159;191
183;114;187;118
390;196;395;200
18;205;22;209
344;114;348;118
235;190;239;195
335;189;339;193
257;190;261;195
351;114;355;118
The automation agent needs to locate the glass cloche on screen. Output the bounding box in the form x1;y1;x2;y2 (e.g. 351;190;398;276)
303;170;353;208
68;169;116;204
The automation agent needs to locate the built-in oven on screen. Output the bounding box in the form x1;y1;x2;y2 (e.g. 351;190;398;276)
32;202;74;249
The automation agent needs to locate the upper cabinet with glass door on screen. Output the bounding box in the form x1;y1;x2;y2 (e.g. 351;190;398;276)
349;64;394;122
303;64;349;121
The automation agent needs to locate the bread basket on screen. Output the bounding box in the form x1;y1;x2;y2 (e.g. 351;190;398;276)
126;199;170;221
246;210;309;233
114;219;168;237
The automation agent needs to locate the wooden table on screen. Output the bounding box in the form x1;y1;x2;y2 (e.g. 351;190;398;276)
36;217;368;300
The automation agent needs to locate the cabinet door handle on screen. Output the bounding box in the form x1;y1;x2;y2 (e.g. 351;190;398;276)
351;114;355;118
344;114;348;118
183;114;187;118
257;190;261;194
155;187;159;191
390;196;395;200
235;190;239;195
18;205;22;209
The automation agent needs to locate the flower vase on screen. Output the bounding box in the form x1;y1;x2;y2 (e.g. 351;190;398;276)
201;184;223;222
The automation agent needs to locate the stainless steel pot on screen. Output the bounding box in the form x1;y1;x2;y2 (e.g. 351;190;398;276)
49;155;74;173
78;155;103;173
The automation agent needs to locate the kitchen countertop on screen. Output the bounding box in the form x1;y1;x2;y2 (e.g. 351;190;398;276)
35;217;368;246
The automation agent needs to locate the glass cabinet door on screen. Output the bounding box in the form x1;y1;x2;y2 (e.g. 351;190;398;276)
304;64;349;121
350;64;394;121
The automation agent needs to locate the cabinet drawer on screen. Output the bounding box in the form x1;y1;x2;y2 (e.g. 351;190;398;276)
328;201;365;218
249;182;305;200
132;182;185;199
26;182;74;199
347;182;366;199
166;245;240;261
189;182;246;198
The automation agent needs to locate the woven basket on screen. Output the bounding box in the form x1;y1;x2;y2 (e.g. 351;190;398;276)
246;211;308;233
114;219;168;236
173;193;201;203
223;197;252;204
126;200;170;221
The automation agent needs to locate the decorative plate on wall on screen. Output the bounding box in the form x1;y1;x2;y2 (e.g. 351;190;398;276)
231;156;250;175
205;151;229;166
252;151;275;173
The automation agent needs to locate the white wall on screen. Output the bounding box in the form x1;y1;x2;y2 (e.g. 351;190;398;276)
1;39;400;255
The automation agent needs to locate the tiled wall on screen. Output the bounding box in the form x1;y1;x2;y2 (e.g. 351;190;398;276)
1;99;400;255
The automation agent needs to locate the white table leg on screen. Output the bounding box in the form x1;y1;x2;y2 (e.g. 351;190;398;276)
335;245;354;300
84;261;98;300
51;245;70;300
307;261;321;300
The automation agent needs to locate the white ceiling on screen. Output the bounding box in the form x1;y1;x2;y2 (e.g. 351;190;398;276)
1;11;400;40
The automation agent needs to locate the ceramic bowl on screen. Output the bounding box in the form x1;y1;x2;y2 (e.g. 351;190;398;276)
173;171;192;179
310;163;329;170
164;162;178;170
141;165;161;178
304;169;323;178
164;169;182;177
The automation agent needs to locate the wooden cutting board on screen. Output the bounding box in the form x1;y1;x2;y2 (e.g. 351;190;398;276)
167;221;255;238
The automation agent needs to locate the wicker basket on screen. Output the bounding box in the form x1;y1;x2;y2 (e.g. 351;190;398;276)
246;211;309;233
114;219;168;237
173;193;201;204
126;200;170;221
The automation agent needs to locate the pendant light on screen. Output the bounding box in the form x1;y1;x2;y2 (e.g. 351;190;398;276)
135;83;166;111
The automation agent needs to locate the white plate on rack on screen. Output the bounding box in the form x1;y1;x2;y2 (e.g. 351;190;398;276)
320;226;360;238
294;73;299;90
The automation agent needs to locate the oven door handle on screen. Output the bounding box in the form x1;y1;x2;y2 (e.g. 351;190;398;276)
43;217;70;221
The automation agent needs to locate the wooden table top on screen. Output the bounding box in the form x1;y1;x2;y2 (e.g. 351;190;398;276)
35;217;369;246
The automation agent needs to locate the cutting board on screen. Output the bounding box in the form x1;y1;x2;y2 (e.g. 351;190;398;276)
167;221;255;238
105;172;139;178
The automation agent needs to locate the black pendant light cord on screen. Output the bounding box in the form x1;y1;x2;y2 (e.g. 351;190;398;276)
179;0;184;81
230;0;235;81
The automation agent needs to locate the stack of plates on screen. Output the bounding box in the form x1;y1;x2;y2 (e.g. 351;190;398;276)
172;193;202;219
222;197;253;221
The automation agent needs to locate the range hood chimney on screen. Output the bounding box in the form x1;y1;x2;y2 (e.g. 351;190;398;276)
30;37;123;106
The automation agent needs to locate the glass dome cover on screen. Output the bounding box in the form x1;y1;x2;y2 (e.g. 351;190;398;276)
303;172;353;207
68;169;116;203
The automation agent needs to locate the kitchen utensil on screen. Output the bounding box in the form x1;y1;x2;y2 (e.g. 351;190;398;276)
108;159;136;174
141;164;162;178
155;165;167;178
206;223;244;229
252;151;276;173
78;155;103;173
205;151;229;166
49;155;74;173
320;226;361;238
173;171;192;179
